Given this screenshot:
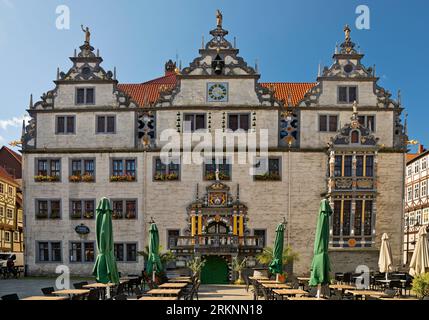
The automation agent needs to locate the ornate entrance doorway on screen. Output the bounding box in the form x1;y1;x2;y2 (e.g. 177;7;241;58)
201;256;229;284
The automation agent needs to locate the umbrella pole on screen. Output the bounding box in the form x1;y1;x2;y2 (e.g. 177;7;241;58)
106;286;111;299
316;284;321;299
385;272;388;281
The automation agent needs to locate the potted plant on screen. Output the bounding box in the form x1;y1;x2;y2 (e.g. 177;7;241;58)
412;273;429;299
69;175;82;183
138;246;176;283
81;174;95;182
256;246;299;278
84;211;94;219
232;257;247;285
186;257;206;279
112;211;122;219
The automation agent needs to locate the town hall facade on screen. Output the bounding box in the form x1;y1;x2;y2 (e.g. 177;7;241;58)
21;14;407;282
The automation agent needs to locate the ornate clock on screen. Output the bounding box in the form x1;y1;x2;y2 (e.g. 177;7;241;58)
207;82;228;102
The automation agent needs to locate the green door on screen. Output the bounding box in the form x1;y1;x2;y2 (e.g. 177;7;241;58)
201;256;229;284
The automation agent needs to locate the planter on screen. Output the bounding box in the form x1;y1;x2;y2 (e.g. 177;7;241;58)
70;213;82;220
254;173;281;181
253;268;269;278
34;175;60;182
83;212;94;219
154;173;179;181
110;175;136;182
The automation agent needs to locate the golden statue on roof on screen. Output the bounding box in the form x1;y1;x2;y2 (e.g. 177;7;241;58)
344;24;351;42
81;25;91;44
216;9;223;28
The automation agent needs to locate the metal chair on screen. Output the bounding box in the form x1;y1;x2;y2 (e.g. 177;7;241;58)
86;289;100;300
41;287;55;296
113;294;127;300
1;294;19;301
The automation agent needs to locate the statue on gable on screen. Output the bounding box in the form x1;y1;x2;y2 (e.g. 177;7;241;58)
215;169;220;181
216;9;223;28
81;25;91;44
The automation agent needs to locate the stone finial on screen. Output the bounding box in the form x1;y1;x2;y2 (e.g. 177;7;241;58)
29;94;33;109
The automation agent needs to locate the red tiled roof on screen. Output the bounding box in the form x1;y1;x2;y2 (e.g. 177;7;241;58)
0;166;18;186
1;146;22;164
118;74;317;107
407;153;419;163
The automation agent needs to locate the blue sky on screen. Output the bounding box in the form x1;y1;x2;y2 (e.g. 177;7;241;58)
0;0;427;152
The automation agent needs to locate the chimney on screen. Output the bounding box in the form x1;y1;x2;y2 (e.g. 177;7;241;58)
164;59;176;76
419;144;425;154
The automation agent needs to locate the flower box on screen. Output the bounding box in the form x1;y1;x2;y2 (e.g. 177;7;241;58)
112;212;123;219
84;211;94;219
36;213;48;219
154;173;179;181
69;175;82;183
70;212;82;220
126;212;136;219
205;172;231;181
50;212;61;219
254;173;281;181
34;175;60;182
81;174;95;182
110;175;136;182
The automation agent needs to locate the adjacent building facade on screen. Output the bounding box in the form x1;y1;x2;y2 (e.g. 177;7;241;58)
21;16;407;281
404;145;429;264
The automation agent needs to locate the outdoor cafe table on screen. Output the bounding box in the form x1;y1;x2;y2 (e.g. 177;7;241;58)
256;280;282;284
168;279;193;283
379;297;419;301
158;282;189;289
83;283;116;289
147;289;182;297
139;296;179;301
52;289;90;298
169;277;191;280
329;284;356;291
261;283;292;290
273;289;307;299
287;297;327;301
21;296;69;301
249;276;269;281
345;290;387;300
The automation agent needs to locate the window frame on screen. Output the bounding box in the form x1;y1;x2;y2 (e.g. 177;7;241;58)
183;113;207;132
35;158;62;181
69;241;96;263
36;241;63;263
75;87;96;105
318;114;339;132
96;115;116;134
6;208;13;219
55;115;76;135
110;199;138;220
203;157;232;181
227;113;250;132
167;229;180;249
253;157;282;181
114;242;138;263
69;158;96;181
70;199;96;220
110;158;137;181
35;199;62;220
153;157;181;182
337;85;358;104
357;115;376;132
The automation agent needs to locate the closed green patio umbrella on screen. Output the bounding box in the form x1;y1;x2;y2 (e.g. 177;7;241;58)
92;197;120;285
269;223;285;276
310;199;332;297
146;223;163;282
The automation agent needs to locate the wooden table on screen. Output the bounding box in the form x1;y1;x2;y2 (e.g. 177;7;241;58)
147;289;182;297
256;280;281;284
169;277;191;281
139;296;178;300
52;289;90;296
287;297;327;301
168;279;192;283
83;283;116;289
297;277;310;281
379;298;419;301
158;283;189;289
273;289;307;299
21;296;68;301
249;276;269;281
261;283;291;289
329;284;356;291
345;290;386;300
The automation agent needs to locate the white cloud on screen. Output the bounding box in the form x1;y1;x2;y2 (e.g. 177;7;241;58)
0;115;31;130
0;135;4;143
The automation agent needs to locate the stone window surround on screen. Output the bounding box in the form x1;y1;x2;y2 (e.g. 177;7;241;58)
75;87;96;105
36;241;63;263
95;114;116;134
166;229;180;250
253;229;267;248
153;156;181;182
55;115;76;135
69;199;96;220
110;157;137;180
35;158;62;181
35;199;62;220
114;242;138;263
357;114;376;133
227;113;251;132
203;156;232;181
69;241;96;264
110;198;138;220
337;85;359;104
253;156;282;181
318;114;339;132
68;158;96;181
183;113;207;132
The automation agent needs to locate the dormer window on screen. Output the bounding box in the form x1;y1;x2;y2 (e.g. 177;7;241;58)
76;88;95;105
338;86;357;103
351;130;360;144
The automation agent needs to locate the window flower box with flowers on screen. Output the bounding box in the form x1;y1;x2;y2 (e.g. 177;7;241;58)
254;173;281;181
36;212;48;219
112;211;123;219
50;211;61;219
126;212;136;219
153;173;179;181
69;174;95;183
205;172;231;181
70;212;82;220
83;211;94;219
34;175;60;182
110;175;136;182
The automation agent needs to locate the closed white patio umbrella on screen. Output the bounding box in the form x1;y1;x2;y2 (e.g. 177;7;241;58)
409;226;429;276
378;233;393;280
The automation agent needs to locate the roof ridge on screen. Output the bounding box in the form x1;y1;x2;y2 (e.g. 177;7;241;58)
1;146;22;163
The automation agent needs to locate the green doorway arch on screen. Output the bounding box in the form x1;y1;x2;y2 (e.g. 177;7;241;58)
201;256;229;284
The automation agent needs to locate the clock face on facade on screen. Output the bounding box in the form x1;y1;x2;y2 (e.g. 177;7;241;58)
207;82;228;102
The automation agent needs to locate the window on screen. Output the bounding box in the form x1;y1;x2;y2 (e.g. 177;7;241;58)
168;230;180;249
114;243;124;262
254;157;281;181
111;200;137;220
407;166;412;177
8;186;13;196
36;200;61;219
351;130;360;144
423;208;429;225
76;88;95;105
422;181;428;198
415;162;420;174
70;200;95;219
4;231;10;243
416;210;422;225
204;158;231;181
6;208;13;219
358;115;376;132
407;186;413;202
154;157;180;181
0;207;4;217
96;115;115;134
13;232;19;242
356;155;374;177
414;183;420;200
338;86;357;103
0;183;3;193
254;229;266;248
183;114;206;132
37;241;62;262
334;155;353;177
56;116;75;134
70;242;95;263
422;158;428;170
36;159;61;181
70;159;95;180
111;159;136;181
114;243;137;262
319;115;338;132
228;114;250;132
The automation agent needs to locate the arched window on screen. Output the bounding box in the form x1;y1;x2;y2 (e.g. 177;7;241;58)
351;130;360;144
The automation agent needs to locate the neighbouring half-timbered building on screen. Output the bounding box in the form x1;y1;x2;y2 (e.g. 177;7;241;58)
21;15;407;282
